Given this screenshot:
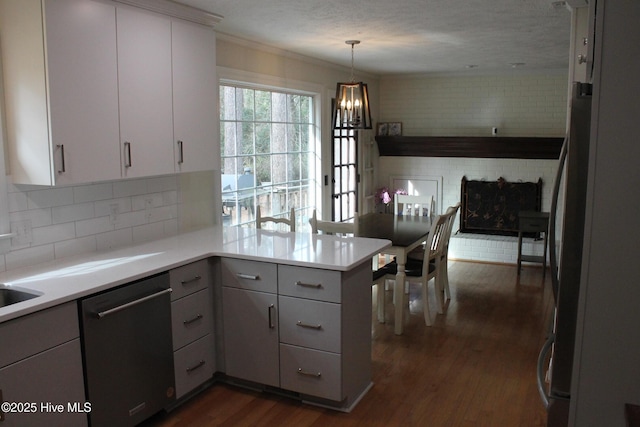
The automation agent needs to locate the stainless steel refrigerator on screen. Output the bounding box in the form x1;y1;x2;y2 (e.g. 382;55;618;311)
538;81;592;426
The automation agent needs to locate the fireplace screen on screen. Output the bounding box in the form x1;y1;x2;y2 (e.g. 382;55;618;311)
460;176;542;236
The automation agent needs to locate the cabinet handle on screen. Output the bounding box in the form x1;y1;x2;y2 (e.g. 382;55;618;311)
183;314;203;325
296;320;322;330
295;281;322;289
56;144;66;174
268;304;275;329
0;388;4;421
237;273;260;280
177;140;184;164
186;360;206;373
181;275;202;285
297;368;321;378
124;141;132;168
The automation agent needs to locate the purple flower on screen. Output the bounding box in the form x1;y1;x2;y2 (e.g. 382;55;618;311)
375;187;408;205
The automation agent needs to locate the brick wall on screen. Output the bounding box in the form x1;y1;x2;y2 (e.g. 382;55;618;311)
377;73;568;264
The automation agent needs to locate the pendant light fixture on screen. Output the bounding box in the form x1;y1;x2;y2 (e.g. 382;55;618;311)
333;40;372;130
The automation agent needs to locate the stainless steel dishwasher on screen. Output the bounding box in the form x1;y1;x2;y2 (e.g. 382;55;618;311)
79;272;175;427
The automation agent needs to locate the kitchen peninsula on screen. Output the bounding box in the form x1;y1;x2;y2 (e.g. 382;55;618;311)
0;227;390;425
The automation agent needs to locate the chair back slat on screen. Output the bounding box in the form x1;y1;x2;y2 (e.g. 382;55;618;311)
309;210;358;237
394;194;434;217
256;206;296;232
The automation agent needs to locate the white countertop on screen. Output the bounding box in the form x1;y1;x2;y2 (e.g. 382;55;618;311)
0;226;390;323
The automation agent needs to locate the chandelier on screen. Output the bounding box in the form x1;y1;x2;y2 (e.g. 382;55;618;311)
332;40;372;130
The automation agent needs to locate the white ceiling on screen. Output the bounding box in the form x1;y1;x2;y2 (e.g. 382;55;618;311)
173;0;574;76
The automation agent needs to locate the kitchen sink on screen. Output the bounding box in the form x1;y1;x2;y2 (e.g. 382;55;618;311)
0;286;41;308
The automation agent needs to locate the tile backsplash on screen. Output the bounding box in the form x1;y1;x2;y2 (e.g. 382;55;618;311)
2;175;181;272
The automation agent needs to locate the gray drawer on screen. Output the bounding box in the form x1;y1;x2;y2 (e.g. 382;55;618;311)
170;259;210;301
0;302;79;368
279;343;342;402
278;265;341;303
221;258;277;294
171;288;213;350
173;334;214;399
279;296;341;353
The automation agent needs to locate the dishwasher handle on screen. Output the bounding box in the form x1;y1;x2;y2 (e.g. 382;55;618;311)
96;288;172;319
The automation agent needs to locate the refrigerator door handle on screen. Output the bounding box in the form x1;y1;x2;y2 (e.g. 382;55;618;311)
537;332;555;410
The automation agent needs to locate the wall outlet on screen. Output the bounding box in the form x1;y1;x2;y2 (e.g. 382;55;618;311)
109;204;119;225
11;220;33;246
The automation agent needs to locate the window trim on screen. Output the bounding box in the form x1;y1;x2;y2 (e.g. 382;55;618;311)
217;67;323;227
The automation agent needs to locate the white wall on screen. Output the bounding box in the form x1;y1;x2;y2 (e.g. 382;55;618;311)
378;73;568;263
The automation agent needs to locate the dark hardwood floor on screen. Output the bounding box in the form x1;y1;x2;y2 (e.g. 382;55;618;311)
144;261;554;426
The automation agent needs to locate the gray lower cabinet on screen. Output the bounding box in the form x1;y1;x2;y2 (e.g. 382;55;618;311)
0;303;87;426
221;258;279;387
221;257;373;411
222;287;279;387
169;259;215;399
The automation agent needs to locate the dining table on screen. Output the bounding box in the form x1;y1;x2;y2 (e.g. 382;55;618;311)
357;213;432;335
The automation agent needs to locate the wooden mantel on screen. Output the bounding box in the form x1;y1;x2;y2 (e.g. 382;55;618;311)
375;136;564;159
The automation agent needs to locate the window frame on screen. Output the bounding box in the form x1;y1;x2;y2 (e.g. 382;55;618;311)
218;68;322;229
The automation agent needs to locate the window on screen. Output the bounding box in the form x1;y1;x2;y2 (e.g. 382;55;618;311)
220;84;317;229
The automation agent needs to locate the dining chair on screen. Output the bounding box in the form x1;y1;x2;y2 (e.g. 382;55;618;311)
406;203;460;313
377;213;449;326
308;210;359;237
439;203;460;306
394;194;434;217
256;205;296;231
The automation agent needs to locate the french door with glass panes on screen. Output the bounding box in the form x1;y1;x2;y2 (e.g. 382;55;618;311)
331;127;358;222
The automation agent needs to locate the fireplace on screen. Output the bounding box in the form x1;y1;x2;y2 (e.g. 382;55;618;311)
460;176;542;237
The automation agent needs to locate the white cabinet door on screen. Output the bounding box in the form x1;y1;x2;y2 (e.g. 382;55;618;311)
117;7;174;178
0;0;121;185
45;0;121;185
172;20;219;173
222;287;279;387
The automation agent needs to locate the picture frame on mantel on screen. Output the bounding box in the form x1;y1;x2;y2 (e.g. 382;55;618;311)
377;122;403;136
388;122;402;136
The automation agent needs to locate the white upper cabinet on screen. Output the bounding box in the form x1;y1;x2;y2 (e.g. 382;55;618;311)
117;7;175;179
0;0;122;185
172;20;219;173
0;0;219;186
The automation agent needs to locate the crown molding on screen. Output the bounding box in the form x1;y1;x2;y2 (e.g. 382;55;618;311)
113;0;223;27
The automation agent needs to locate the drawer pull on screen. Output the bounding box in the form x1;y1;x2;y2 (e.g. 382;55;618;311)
181;275;202;285
237;273;260;280
297;368;321;378
296;320;322;330
183;314;203;325
295;281;322;289
186;360;206;373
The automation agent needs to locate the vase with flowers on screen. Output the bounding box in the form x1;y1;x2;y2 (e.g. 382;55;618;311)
374;187;408;213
